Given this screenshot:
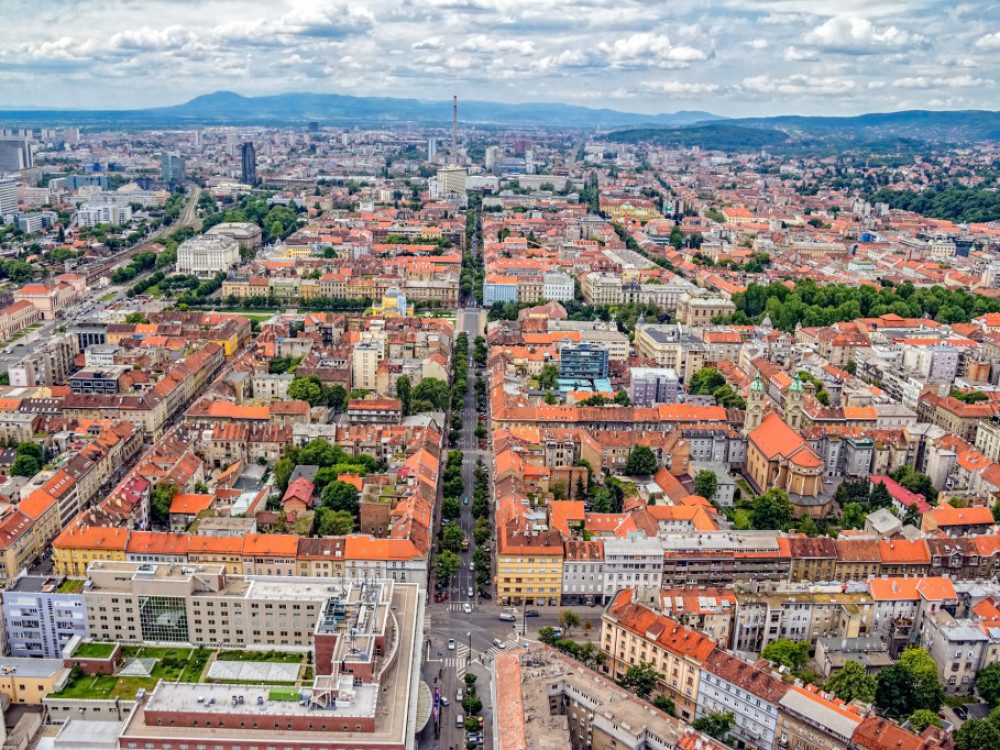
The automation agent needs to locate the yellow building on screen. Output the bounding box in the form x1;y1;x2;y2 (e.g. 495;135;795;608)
186;535;245;575
496;527;563;606
371;286;414;317
52;525;130;576
0;494;60;586
0;658;70;704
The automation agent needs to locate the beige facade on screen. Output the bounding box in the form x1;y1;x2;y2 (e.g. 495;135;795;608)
581;272;623;306
674;293;736;326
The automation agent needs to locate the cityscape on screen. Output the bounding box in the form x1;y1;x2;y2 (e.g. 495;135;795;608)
2;4;1000;750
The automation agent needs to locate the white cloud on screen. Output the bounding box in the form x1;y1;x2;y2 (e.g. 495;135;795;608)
643;80;721;94
746;38;769;49
596;33;709;69
976;31;1000;49
804;16;924;52
741;73;857;96
783;46;818;61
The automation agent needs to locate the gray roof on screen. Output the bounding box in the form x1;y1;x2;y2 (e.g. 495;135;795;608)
778;689;861;740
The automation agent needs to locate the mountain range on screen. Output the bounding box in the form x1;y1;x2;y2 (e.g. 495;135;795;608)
1;91;999;145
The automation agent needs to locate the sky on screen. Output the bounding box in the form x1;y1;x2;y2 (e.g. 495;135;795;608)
2;0;999;117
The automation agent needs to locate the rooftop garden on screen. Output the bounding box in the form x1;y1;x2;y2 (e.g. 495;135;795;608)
72;642;116;659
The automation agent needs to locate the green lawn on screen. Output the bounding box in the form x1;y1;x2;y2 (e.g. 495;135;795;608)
216;650;303;664
51;672;160;700
58;578;85;594
180;648;212;683
72;642;115;659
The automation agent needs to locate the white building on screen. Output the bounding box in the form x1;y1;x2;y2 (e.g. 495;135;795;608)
176;235;241;278
697;650;788;750
542;272;574;302
75;203;133;228
0;177;20;215
601;535;663;604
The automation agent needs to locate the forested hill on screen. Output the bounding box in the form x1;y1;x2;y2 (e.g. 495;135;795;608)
867;186;1000;224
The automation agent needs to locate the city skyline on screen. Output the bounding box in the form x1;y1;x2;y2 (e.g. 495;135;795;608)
3;0;1000;117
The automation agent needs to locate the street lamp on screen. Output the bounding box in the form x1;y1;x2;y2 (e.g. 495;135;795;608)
466;631;472;663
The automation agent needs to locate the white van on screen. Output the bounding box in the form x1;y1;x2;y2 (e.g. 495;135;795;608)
456;714;465;728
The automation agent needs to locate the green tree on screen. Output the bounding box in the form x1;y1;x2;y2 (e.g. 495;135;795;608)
538;364;559;390
689;367;726;395
440;523;466;553
909;709;943;733
10;454;40;478
840;502;866;529
617;662;661;699
412;377;451;411
875;651;944;718
750;488;795;530
287;375;326;406
442;497;462;519
538;627;559;645
544;391;559;405
825;661;876;704
273;458;294;493
761;639;810;670
692;712;734;743
693;470;718;501
321;480;360;515
977;663;1000;706
955;719;1000;750
591;486;620;514
652;694;675;716
624;445;658;476
869;480;893;510
14;442;43;463
613;390;631;407
270;220;284;239
395;376;412;416
151;480;177;526
559;610;580;635
435;550;460;580
125;312;150;324
315;507;355;536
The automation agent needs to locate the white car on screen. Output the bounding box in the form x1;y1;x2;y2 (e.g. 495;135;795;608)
447;638;456;650
456;688;464;702
463;603;472;614
469;562;475;571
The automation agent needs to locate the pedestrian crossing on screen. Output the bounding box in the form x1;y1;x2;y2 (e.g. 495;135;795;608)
446;602;477;612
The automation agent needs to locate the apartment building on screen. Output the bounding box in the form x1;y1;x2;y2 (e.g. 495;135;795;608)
497;527;564;606
2;575;87;658
581;272;623;306
0;493;60;586
777;685;864;750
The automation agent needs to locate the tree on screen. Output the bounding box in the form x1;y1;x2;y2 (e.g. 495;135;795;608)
559;610;580;635
693;470;718;501
273;458;294;493
613;390;631;406
652;694;675;716
442;497;462;519
841;502;866;529
538;627;559;645
624;446;658;476
287;376;325;406
617;662;661;699
591;486;620;514
10;454;40;478
761;639;810;670
977;663;1000;706
844;360;857;375
440;523;466;553
538;364;559;390
327;385;347;412
435;550;460;580
14;442;43;463
315;507;355;536
543;390;559;405
412;377;451;411
955;719;1000;750
692;712;734;742
825;661;876;704
125;312;150;324
151;480;177;526
750;488;794;530
689;367;726;395
875;651;943;718
396;376;412;416
909;709;943;733
321;481;359;515
869;480;893;510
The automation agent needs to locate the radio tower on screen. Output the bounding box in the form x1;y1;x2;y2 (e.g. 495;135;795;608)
452;95;458;153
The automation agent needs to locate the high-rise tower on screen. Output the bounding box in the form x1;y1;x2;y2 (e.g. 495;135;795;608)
241;142;257;186
452;95;458;152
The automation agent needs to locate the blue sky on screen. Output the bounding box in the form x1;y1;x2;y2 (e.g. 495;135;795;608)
1;0;998;116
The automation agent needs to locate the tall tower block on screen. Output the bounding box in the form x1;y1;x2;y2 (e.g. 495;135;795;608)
452;95;458;152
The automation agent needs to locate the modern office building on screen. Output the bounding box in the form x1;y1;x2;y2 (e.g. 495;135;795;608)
0;139;32;172
176;235;241;277
0;177;18;215
159;153;186;184
240;141;257;186
629;366;680;406
558;341;610;380
2;575;87;658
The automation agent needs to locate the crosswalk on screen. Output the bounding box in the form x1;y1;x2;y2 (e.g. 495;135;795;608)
446;602;476;612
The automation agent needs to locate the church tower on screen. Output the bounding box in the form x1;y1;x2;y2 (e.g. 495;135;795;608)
786;374;805;430
744;373;765;434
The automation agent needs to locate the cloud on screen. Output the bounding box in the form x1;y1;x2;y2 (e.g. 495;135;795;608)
804;16;924;52
741;73;858;96
596;33;709;69
783;46;818;61
976;31;1000;49
643;80;721;95
746;38;769;49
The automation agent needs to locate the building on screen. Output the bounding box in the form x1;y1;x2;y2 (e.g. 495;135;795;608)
601;589;716;722
633;324;706;383
497;527;564;607
696;648;790;750
745;412;824;513
542;272;574;302
559;341;610;380
437;166;467;195
0;177;19;214
629;367;680;406
240;141;257;186
352;341;383;391
777;685;864;750
920;610;990;694
159;152;186;183
176;235;241;277
205;221;264;251
494;644;718;750
75;202;133;227
581;272;623;306
601;536;663;604
0;139;32;172
674;293;736;327
0;658;68;705
2;575;87;658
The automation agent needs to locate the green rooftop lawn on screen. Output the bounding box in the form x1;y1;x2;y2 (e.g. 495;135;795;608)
216;650;304;664
72;642;115;659
58;579;85;594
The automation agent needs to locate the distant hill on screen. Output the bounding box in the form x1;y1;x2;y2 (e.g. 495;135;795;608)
607;123;790;150
732;109;1000;142
0;91;722;129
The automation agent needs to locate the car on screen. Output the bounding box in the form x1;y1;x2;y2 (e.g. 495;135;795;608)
478;415;486;421
434;593;448;603
447;638;456;651
493;638;505;648
467;587;475;598
481;545;491;553
469;561;475;571
954;707;969;720
525;609;540;617
467;733;484;744
456;689;463;702
499;613;516;622
463;603;472;614
439;696;450;706
478;590;492;600
463;497;469;505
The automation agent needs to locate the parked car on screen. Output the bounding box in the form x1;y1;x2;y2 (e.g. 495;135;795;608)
456;689;463;702
469;562;475;571
954;707;969;720
467;733;483;744
434;593;448;603
440;696;450;706
525;609;540;617
447;638;456;650
499;613;516;622
479;590;492;600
